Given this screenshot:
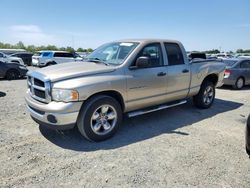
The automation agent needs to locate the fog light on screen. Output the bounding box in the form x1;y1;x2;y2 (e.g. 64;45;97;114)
47;114;57;123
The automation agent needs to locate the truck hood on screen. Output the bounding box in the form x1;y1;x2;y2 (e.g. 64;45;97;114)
29;62;116;82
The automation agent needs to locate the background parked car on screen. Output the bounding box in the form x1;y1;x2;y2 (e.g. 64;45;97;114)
76;52;91;58
188;52;207;60
223;59;250;89
0;52;24;65
32;51;83;67
0;61;28;80
9;52;33;66
238;54;250;59
216;53;233;59
246;114;250;158
0;48;26;55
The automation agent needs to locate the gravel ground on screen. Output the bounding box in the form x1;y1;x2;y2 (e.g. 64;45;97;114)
0;68;250;188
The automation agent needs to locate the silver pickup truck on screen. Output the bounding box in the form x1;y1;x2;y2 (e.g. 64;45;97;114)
25;39;225;141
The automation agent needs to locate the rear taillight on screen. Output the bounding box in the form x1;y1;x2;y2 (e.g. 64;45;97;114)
224;69;231;78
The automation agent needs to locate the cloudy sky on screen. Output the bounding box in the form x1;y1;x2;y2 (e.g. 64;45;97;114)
0;0;250;51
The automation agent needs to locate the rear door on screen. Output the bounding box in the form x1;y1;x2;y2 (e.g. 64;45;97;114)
164;43;191;100
53;52;64;64
54;52;74;64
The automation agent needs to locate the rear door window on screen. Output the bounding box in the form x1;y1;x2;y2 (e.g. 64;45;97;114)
54;52;74;58
164;43;184;66
63;53;74;58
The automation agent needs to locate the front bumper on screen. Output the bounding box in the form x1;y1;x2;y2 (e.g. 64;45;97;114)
246;114;250;156
19;69;28;77
25;91;83;130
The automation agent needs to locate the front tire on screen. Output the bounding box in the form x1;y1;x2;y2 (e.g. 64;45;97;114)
77;95;122;142
6;70;19;80
193;80;215;109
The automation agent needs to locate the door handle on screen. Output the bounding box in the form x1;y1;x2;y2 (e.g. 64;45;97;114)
157;72;167;76
182;69;189;73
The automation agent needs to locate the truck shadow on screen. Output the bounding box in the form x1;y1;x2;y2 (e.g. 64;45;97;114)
39;98;243;151
218;85;250;90
0;91;6;97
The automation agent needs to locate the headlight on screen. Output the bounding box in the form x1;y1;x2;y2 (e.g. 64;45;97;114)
19;66;27;70
52;89;79;102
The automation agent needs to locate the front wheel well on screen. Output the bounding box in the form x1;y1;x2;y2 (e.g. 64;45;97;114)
203;74;218;85
86;91;125;112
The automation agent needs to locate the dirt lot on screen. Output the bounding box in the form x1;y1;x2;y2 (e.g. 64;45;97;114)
0;68;250;187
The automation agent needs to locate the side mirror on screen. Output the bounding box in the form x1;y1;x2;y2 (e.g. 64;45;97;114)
136;56;150;68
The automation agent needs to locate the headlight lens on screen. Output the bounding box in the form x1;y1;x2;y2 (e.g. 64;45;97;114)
19;66;27;70
52;89;79;102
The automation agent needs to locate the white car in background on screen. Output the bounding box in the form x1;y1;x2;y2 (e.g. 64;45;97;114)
32;51;83;67
0;52;25;65
215;53;233;59
238;54;250;59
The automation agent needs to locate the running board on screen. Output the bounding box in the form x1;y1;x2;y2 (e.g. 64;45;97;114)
127;100;187;118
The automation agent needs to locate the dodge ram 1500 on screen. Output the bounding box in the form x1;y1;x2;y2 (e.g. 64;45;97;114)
25;39;225;141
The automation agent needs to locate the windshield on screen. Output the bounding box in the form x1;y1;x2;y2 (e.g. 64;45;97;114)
33;52;41;56
223;59;238;67
85;42;139;65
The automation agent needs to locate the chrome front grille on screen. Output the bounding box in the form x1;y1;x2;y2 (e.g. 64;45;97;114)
27;75;51;103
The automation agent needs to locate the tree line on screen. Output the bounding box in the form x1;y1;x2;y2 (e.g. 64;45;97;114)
1;41;250;54
0;41;94;53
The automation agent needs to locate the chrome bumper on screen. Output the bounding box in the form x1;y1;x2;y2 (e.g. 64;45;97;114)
25;91;83;128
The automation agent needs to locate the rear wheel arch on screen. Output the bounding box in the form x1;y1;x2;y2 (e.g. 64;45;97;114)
237;76;245;83
203;74;218;86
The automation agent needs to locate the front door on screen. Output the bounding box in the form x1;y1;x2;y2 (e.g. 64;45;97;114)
126;43;168;111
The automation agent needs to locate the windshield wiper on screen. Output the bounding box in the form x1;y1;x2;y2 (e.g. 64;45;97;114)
86;58;109;66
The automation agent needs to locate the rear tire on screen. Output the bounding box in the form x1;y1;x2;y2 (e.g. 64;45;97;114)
193;80;215;109
77;95;122;142
233;77;244;90
6;70;19;80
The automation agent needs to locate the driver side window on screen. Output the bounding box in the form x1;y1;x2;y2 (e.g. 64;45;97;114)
133;43;163;68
